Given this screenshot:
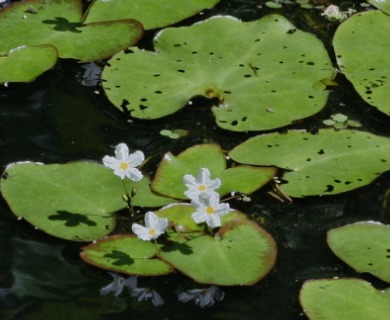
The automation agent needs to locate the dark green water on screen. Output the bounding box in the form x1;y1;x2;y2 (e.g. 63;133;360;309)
1;0;390;319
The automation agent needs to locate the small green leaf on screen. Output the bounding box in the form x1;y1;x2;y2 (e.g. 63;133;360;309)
159;220;277;286
229;129;390;197
300;278;390;320
327;222;390;283
0;0;143;61
80;235;173;276
0;45;58;83
85;0;220;30
152;144;275;199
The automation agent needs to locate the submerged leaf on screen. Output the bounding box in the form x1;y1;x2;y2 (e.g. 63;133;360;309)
102;15;333;131
229;129;390;197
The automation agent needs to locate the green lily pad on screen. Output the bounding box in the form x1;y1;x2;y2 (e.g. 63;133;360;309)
80;235;173;276
102;14;333;131
334;10;390;117
366;0;390;14
0;161;173;241
300;278;390;320
85;0;220;30
0;0;143;61
229;129;390;197
152;144;276;200
158;220;277;286
0;45;58;83
327;222;390;283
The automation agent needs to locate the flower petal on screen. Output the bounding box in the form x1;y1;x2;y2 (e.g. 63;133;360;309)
206;214;221;228
198;168;211;184
128;150;145;167
115;143;130;161
191;210;207;224
144;211;159;229
126;168;143;181
102;155;118;170
132;224;151;241
183;174;197;186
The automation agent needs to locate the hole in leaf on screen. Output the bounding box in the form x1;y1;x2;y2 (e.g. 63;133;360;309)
325;185;334;192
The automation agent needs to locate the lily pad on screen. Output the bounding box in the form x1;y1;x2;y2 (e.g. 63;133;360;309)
327;222;390;283
0;45;58;83
152;144;276;200
158;220;277;286
85;0;220;30
0;0;143;61
229;129;390;197
102;14;333;131
334;10;390;117
366;0;390;14
300;278;390;320
80;235;173;276
0;161;173;241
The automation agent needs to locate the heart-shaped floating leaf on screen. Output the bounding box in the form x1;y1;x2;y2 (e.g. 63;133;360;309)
152;144;276;200
300;278;390;320
0;161;173;241
0;0;143;61
327;222;390;283
158;220;277;286
80;235;173;276
229;129;390;197
85;0;220;30
0;45;57;83
102;15;333;131
334;10;390;117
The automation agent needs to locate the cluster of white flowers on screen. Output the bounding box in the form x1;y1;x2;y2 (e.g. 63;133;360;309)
103;144;230;241
184;168;230;229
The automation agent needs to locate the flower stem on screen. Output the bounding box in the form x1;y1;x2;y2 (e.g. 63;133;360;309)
121;180;135;220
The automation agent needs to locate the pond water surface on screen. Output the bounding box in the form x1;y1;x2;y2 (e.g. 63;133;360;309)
1;0;390;319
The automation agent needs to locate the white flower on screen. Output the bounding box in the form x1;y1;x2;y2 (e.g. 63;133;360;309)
178;286;225;308
132;211;168;241
191;193;230;228
183;168;221;200
102;143;144;181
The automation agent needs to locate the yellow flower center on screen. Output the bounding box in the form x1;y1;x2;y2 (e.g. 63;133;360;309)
120;162;128;170
198;184;207;191
148;228;156;236
206;206;215;214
